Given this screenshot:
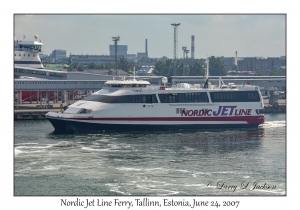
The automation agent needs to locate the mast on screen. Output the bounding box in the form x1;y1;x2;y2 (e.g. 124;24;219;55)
206;57;209;79
203;57;210;89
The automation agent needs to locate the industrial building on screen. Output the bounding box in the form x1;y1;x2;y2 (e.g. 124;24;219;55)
50;49;66;63
219;56;286;72
69;54;138;67
109;45;128;56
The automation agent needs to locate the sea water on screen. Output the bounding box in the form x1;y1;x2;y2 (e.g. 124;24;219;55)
14;114;286;196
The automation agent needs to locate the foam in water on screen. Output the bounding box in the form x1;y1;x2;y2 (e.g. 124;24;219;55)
81;146;110;152
14;148;23;156
261;120;286;128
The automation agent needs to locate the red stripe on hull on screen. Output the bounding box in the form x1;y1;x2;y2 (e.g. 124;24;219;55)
67;116;265;124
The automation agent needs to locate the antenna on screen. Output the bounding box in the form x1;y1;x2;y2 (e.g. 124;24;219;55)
133;66;136;81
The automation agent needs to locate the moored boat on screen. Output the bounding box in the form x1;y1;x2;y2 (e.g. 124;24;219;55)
14;35;44;69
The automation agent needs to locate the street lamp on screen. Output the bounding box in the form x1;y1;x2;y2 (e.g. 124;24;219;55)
112;36;120;76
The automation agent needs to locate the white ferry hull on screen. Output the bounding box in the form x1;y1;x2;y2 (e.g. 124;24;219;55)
47;115;264;134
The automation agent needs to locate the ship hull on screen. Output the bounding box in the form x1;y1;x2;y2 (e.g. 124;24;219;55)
47;116;264;134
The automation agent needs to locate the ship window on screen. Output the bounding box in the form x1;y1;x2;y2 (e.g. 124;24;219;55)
158;92;209;103
83;94;158;103
210;91;260;102
28;54;30;57
152;94;158;103
78;108;92;114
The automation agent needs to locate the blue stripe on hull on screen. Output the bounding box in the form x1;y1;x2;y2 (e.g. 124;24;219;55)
47;118;260;134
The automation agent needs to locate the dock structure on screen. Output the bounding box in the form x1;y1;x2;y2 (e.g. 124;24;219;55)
260;98;286;113
14;67;286;120
14;102;63;120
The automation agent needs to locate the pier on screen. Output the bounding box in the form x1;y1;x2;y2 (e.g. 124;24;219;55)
260;98;286;114
14;102;64;120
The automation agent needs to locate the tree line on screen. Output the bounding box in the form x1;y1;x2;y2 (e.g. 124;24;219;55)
68;56;228;76
68;56;138;73
154;56;227;77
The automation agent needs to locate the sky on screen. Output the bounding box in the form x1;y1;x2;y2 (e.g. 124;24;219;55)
14;14;286;59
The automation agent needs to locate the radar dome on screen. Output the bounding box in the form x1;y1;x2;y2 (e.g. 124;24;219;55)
34;35;38;40
162;77;168;85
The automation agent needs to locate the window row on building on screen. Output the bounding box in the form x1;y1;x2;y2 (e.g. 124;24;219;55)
15;54;36;57
14;68;65;77
15;81;106;85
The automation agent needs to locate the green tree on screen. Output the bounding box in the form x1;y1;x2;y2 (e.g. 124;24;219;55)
255;68;264;76
68;57;72;65
176;62;184;76
88;62;97;69
269;69;278;76
231;64;237;70
208;56;227;76
77;63;84;71
154;59;173;77
117;56;136;73
104;62;115;69
68;61;78;71
189;61;205;76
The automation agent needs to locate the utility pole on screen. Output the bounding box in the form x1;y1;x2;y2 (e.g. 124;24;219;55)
184;49;189;76
182;46;187;60
182;46;187;75
112;36;120;76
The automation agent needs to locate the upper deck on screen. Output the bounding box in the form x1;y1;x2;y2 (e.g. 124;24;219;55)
14;36;43;52
103;76;258;93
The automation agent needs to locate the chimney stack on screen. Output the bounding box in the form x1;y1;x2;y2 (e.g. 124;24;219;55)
191;35;195;59
145;39;148;58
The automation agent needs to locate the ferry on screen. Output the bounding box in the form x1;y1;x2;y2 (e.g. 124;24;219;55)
14;35;44;69
45;72;265;133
